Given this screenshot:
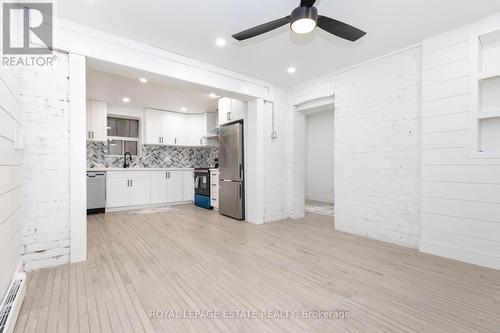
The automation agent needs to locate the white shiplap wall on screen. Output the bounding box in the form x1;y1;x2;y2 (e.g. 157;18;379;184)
0;66;22;299
420;14;500;270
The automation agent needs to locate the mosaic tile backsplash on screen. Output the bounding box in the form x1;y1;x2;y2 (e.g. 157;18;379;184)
87;142;219;169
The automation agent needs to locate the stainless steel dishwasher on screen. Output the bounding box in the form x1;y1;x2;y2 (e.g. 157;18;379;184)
87;172;106;214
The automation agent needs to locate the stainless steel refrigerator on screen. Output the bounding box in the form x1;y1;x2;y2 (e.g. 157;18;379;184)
219;122;245;220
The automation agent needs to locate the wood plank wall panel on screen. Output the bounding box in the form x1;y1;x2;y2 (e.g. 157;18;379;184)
420;25;500;270
0;66;22;300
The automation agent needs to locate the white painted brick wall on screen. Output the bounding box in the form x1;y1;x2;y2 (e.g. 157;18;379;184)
19;52;71;270
334;48;422;248
263;89;291;222
279;47;422;248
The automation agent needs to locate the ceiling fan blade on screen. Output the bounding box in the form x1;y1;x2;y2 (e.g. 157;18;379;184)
317;15;366;41
232;16;291;41
300;0;316;7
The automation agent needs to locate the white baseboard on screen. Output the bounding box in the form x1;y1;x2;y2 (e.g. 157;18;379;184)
420;240;500;271
105;201;193;213
306;195;334;204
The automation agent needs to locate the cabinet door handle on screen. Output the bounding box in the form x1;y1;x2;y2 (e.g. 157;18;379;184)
175;138;177;145
200;138;202;145
166;172;168;179
130;179;133;187
92;131;94;139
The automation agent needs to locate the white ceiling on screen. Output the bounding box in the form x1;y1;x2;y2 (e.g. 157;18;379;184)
57;0;500;86
86;67;218;114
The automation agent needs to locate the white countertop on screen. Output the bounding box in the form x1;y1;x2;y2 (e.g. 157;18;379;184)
87;167;194;172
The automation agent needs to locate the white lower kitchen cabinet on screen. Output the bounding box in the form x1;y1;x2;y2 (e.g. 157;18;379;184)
106;171;151;208
129;178;151;206
183;171;194;201
150;170;169;204
106;169;194;210
106;178;130;208
166;170;184;203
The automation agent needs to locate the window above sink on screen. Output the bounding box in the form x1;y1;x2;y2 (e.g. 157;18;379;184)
107;117;140;156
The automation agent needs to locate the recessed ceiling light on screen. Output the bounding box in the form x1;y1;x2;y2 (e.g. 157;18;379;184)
181;107;187;112
209;93;218;99
139;78;148;83
287;67;296;74
215;38;226;47
122;97;130;103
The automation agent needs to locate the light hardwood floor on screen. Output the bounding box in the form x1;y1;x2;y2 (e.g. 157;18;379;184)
14;205;500;332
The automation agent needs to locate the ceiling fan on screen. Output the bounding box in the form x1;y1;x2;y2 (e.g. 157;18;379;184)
232;0;366;42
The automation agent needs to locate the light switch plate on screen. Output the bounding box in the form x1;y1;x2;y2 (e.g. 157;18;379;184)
271;131;278;140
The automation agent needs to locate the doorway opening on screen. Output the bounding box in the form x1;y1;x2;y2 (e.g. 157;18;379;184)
301;102;335;218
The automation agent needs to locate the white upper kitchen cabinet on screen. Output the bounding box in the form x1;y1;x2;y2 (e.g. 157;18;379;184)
166;112;186;146
218;98;246;126
86;100;107;141
186;114;206;146
144;108;163;145
145;109;187;146
144;109;217;146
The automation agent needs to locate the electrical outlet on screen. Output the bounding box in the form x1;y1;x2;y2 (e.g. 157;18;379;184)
271;131;278;139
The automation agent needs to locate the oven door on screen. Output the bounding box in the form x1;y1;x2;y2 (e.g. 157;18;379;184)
194;171;210;197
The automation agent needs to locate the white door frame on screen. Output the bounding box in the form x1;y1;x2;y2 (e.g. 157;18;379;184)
291;95;335;219
69;53;87;263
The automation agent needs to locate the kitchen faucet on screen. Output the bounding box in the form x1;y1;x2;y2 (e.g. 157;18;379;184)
123;152;132;168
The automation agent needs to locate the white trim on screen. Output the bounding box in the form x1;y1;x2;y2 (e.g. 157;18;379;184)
295;95;335;111
69;53;87;263
52;17;275;100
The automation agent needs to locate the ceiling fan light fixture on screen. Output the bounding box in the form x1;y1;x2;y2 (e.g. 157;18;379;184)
290;6;318;34
291;18;316;34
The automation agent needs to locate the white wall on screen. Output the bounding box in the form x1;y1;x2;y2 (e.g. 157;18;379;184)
287;47;422;248
263;88;291;222
420;13;500;270
246;99;265;224
20;52;71;271
0;66;22;299
305;110;335;203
